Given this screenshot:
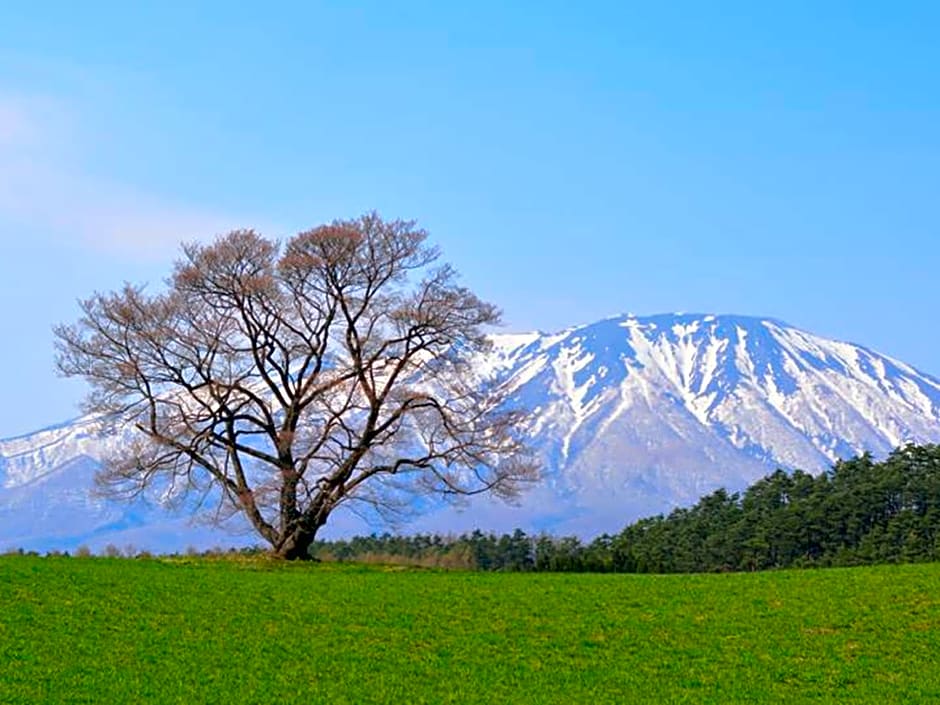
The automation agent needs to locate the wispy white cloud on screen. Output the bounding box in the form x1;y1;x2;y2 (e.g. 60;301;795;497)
0;94;58;153
0;93;243;260
0;102;37;147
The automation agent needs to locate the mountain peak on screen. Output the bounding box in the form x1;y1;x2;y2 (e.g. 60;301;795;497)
489;311;940;478
3;312;940;550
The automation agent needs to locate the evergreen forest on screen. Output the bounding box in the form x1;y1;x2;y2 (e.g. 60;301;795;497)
313;444;940;572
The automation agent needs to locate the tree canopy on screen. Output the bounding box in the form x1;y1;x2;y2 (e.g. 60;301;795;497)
55;214;538;559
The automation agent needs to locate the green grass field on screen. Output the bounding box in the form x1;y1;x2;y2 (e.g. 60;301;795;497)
1;557;938;703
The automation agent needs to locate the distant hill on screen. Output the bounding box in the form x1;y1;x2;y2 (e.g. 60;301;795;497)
3;313;940;552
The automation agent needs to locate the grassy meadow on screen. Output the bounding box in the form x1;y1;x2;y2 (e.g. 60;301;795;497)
1;556;939;703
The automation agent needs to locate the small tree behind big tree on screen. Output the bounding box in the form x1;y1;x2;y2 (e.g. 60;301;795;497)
55;213;538;559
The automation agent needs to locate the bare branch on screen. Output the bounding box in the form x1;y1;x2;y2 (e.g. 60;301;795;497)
54;213;539;559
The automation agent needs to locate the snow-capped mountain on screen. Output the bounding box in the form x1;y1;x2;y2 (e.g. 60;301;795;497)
3;313;940;551
460;313;940;534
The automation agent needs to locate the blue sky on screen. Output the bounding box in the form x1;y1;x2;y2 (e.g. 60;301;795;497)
1;2;938;437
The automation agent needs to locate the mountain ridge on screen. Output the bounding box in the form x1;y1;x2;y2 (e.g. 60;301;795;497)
3;312;940;551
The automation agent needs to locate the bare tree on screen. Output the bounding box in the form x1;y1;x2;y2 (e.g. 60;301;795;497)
55;214;538;559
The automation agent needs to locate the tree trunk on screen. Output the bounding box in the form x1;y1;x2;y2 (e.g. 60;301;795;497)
275;526;318;561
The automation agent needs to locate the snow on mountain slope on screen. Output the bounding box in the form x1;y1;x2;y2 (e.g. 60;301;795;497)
458;313;940;534
3;313;940;550
0;418;253;552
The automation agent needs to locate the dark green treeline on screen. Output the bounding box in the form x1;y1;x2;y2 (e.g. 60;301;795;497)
313;444;940;572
